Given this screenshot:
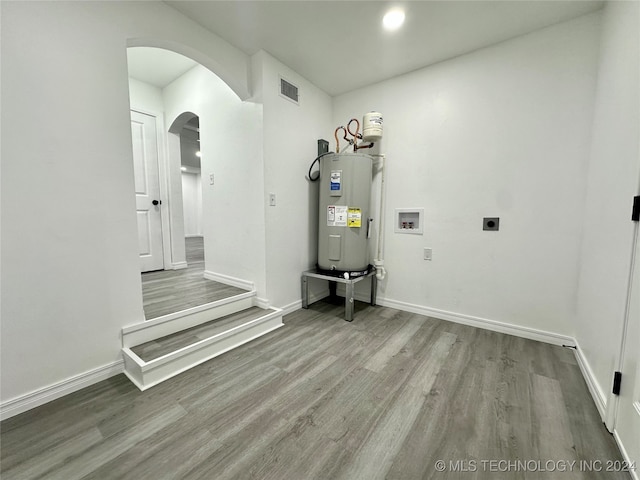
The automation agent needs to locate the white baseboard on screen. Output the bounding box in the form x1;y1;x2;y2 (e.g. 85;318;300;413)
171;262;188;270
254;296;271;309
573;341;608;420
280;299;303;317
279;289;331;317
298;291;575;346
359;294;574;347
203;270;254;291
0;360;124;421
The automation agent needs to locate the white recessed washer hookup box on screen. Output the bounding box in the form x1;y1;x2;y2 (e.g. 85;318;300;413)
395;208;424;235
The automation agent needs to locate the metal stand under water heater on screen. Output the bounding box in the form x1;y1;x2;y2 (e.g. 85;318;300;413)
312;113;383;278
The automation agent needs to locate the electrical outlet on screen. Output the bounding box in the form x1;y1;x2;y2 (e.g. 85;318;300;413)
424;248;432;261
269;193;276;206
209;173;214;185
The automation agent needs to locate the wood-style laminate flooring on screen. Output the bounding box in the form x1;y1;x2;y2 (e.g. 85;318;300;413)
0;300;628;480
141;237;246;320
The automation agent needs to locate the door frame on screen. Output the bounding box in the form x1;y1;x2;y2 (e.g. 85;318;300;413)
608;204;640;476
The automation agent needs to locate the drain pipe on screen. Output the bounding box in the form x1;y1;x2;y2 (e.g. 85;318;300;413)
372;154;387;280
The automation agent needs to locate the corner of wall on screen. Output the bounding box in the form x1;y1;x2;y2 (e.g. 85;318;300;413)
248;50;265;104
573;340;608;420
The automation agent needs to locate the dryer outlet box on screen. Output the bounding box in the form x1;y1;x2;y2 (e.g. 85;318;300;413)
483;217;500;231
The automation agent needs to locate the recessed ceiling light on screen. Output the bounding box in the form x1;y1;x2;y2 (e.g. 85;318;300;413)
195;151;201;157
181;166;187;171
383;9;405;31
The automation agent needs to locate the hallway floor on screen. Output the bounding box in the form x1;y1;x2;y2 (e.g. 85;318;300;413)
140;237;246;320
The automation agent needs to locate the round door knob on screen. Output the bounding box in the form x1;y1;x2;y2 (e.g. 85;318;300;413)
152;199;161;206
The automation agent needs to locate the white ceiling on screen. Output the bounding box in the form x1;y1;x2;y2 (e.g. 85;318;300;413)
164;0;604;96
128;2;604;94
127;47;198;88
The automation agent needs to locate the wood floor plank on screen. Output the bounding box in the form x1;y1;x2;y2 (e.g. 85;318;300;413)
203;353;340;442
179;364;285;414
495;365;536;475
335;331;458;480
81;421;222;480
180;408;290;480
528;373;583;479
408;331;457;393
363;315;424;372
337;381;426;480
0;426;103;480
29;404;187;480
243;368;382;480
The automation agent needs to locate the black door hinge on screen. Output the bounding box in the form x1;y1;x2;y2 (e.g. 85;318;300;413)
632;196;640;222
612;371;622;395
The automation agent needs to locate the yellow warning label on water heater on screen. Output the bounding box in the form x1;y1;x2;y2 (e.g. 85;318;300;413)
347;208;362;228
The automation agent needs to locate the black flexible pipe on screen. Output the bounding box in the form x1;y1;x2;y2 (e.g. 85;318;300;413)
308;152;332;182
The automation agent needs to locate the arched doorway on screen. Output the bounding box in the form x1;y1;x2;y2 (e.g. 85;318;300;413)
126;43;264;319
127;47;201;272
171;113;204;269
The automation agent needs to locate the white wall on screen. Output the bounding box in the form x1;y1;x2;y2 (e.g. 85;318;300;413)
163;66;267;295
333;13;602;336
252;51;333;309
0;1;251;404
179;129;203;238
182;172;203;237
129;77;165;113
575;1;640;416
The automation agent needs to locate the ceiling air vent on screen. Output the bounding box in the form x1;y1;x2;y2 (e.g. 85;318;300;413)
280;77;299;105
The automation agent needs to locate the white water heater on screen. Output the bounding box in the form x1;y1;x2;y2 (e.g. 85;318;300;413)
317;153;372;276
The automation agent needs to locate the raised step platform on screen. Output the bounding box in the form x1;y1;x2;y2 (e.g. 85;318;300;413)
122;292;283;390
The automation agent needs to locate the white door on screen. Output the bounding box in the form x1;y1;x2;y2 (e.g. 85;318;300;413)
131;110;164;272
614;212;640;475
